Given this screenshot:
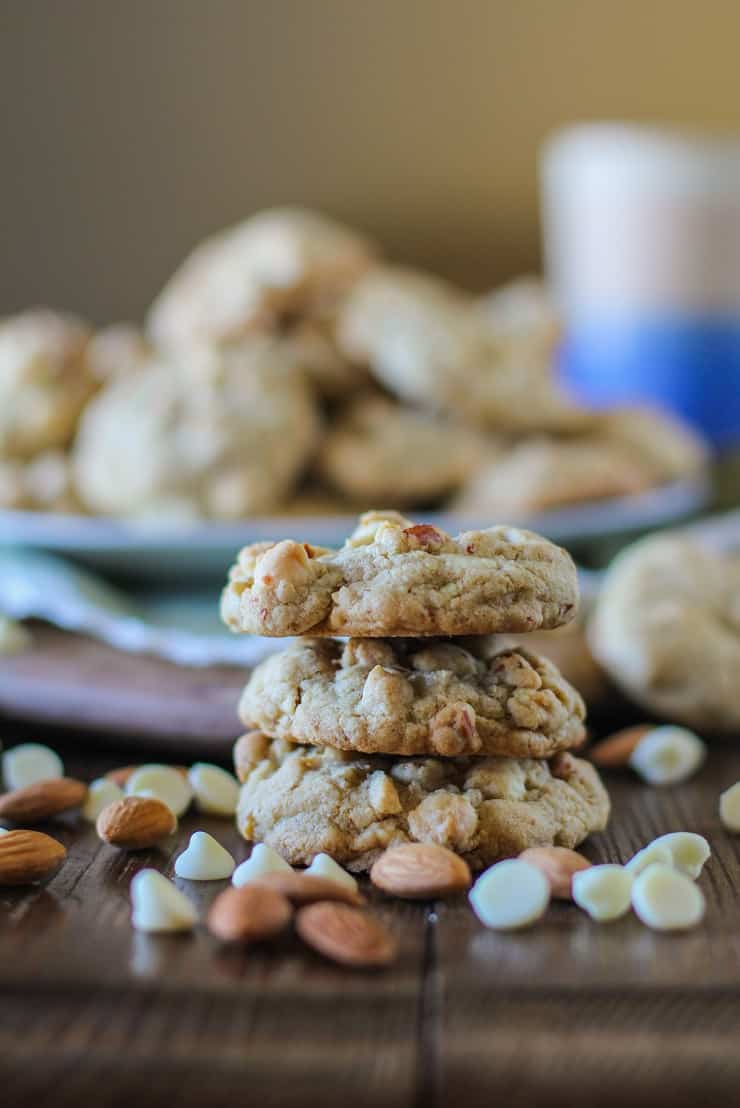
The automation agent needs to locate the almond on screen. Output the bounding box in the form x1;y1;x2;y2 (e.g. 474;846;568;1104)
589;725;653;767
207;884;292;943
0;830;67;885
296;902;397;967
251;870;364;906
370;843;471;899
0;777;87;823
105;764;189;788
518;846;592;899
96;795;176;849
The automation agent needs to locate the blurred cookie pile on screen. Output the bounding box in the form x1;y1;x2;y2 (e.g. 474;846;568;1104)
0;207;709;521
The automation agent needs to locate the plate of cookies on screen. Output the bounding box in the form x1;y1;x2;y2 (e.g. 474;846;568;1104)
0;206;711;581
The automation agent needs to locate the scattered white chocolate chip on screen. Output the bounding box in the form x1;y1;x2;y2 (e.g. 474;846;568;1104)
130;869;197;933
0;828;8;836
232;843;293;888
81;778;124;822
631;863;705;931
719;781;740;832
125;764;192;818
0;616;31;655
648;832;710;880
188;763;240;817
629;726;706;786
625;842;673;877
2;743;64;791
468;859;550;930
572;864;633;922
174;831;236;881
306;853;359;894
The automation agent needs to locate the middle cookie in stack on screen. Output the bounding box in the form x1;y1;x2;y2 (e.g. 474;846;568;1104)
222;510;610;872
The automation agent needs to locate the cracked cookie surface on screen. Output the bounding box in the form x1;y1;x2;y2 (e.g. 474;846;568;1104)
234;734;610;872
221;509;579;637
239;637;586;757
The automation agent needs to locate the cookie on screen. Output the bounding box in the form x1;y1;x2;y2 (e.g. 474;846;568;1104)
73;338;320;520
221;509;579;637
235;734;610;872
0;309;96;459
317;393;493;506
474;275;561;361
87;324;153;382
0;451;80;514
588;534;740;732
148;207;376;351
335;266;589;433
239;637;586;758
455;437;653;516
595;407;709;484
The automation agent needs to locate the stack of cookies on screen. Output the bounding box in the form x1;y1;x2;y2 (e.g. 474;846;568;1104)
222;510;610;873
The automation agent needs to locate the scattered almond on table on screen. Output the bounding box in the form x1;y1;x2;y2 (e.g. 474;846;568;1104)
296;901;398;968
370;843;471;900
207;884;293;944
0;829;67;886
96;795;177;849
0;777;87;823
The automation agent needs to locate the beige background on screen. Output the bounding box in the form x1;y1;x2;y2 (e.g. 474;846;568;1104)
2;0;740;324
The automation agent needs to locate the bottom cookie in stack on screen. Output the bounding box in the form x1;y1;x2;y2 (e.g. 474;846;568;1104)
232;637;610;873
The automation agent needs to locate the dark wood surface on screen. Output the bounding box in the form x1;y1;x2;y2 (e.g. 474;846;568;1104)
0;627;245;752
0;731;739;1108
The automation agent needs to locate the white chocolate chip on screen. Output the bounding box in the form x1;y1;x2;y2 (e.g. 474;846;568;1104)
130;869;197;933
625;842;673;876
174;831;235;881
0;828;8;836
2;743;64;790
631;863;705;931
125;765;192;818
572;864;633;922
81;778;124;822
306;853;359;894
719;781;740;832
629;726;706;786
469;859;550;930
232;843;293;887
648;832;710;879
188;763;240;817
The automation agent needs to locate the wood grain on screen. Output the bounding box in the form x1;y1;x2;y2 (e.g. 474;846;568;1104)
0;628;245;752
0;738;738;1107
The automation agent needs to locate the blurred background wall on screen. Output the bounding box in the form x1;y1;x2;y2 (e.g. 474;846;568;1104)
2;0;740;323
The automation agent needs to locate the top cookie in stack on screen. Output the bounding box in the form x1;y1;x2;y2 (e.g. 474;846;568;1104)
222;510;610;872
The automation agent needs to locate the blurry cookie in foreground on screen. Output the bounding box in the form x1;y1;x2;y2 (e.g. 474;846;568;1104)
234;735;610;872
73;338;320;520
588;533;740;732
221;509;579;638
239;637;586;758
0;450;81;513
148;207;377;351
317;393;494;506
0;309;96;459
335;265;589;434
86;324;153;382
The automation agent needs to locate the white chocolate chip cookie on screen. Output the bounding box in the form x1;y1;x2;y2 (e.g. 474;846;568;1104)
589;534;740;732
148;207;376;350
0;309;96;459
235;735;610;873
0;450;80;513
73;338;320;519
336;266;588;433
317;393;494;506
221;510;579;637
239;638;586;758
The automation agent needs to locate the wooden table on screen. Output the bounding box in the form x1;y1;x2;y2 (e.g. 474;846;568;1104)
1;730;738;1108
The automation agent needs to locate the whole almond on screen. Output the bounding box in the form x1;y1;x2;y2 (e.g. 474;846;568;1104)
105;764;189;788
0;830;67;885
296;902;398;967
370;843;471;899
518;846;592;899
208;884;292;943
252;870;364;906
96;796;176;849
589;725;653;768
0;778;87;823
